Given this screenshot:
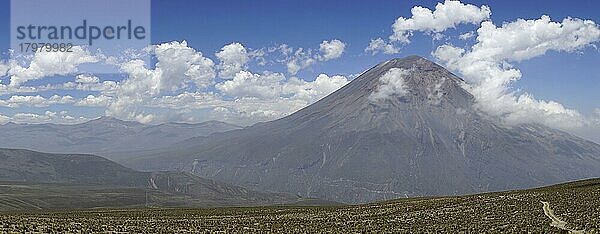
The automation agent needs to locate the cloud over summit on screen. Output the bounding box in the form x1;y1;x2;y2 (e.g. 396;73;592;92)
433;14;600;130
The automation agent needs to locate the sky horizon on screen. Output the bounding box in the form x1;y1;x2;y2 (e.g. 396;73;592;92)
0;0;599;141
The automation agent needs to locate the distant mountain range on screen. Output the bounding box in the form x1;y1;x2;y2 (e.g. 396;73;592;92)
0;117;240;161
0;148;329;210
121;56;600;204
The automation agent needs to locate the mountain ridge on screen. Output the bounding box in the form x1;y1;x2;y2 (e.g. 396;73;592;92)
0;117;241;161
2;116;240;128
0;148;331;209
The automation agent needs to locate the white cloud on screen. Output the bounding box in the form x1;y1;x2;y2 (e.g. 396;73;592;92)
12;112;50;122
0;114;9;124
0;95;75;108
286;48;316;75
365;38;400;55
0;39;348;125
262;40;346;75
433;15;600;130
0;84;40;96
2;40;347;125
567;108;600;143
283;74;349;103
216;42;249;79
208;98;309;124
212;72;348;124
0;80;118;97
76;95;113;107
8;46;99;87
249;48;268;66
152;40;216;91
369;68;410;101
9;111;88;124
459;31;475;40
318;39;346;61
268;44;293;57
0;62;8;77
216;71;285;99
41;80;119;95
150;92;224;110
216;71;348;103
107;41;216;122
471;15;600;61
75;74;100;84
390;0;490;43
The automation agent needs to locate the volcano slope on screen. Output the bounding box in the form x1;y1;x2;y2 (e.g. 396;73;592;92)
126;56;600;204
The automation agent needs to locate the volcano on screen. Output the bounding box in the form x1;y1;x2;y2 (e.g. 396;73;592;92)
127;56;600;204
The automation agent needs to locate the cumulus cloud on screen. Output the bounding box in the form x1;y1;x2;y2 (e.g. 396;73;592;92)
76;95;113;107
8;111;87;124
433;15;600;130
0;84;39;95
216;71;285;99
153;40;216;91
390;0;491;43
0;78;118;97
0;95;75;108
8;46;100;86
472;16;599;61
208;98;310;124
107;41;216;122
365;38;400;55
75;74;100;84
134;72;349;125
208;73;347;125
369;68;410;101
0;40;349;125
211;72;348;124
318;39;346;61
216;71;348;104
216;42;249;79
264;40;346;75
150;92;224;110
286;48;316;75
44;80;119;94
98;40;343;124
284;73;349;103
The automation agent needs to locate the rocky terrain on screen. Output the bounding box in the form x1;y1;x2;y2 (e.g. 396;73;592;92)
1;178;598;233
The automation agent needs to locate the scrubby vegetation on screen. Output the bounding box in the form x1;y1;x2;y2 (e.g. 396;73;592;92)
1;179;599;233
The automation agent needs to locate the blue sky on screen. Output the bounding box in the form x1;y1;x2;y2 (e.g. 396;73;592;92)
4;0;597;111
150;0;600;107
160;0;600;112
0;0;598;141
